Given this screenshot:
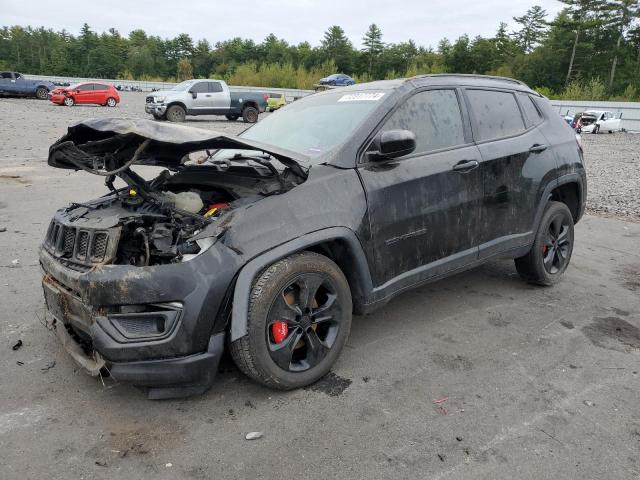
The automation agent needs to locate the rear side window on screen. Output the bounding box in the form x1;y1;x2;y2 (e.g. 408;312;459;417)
94;84;108;91
191;82;209;93
466;89;525;141
518;93;543;126
381;89;466;154
208;82;223;93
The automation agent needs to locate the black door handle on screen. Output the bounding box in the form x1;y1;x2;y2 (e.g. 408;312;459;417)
529;144;548;153
452;160;479;172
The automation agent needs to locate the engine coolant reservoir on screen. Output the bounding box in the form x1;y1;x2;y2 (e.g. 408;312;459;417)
164;191;204;214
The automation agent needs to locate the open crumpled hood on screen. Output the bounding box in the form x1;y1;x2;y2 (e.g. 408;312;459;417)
48;118;309;175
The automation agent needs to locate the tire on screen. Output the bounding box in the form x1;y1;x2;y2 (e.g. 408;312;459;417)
35;87;48;100
592;125;600;134
166;104;186;122
515;201;574;286
230;251;352;390
106;97;117;107
242;106;259;123
63;96;75;107
225;114;239;121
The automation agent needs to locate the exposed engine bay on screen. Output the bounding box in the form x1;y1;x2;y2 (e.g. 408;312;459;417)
44;118;309;268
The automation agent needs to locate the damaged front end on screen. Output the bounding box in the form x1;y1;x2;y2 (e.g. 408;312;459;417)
40;118;309;398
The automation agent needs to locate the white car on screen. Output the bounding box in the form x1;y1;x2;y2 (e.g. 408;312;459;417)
580;110;623;134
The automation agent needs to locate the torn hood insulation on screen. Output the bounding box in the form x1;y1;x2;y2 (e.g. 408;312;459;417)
48;118;309;176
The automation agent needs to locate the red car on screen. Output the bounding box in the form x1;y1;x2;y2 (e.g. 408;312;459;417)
49;82;120;107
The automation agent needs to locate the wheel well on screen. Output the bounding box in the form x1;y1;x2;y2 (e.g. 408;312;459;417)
167;101;187;111
304;240;369;313
550;182;580;222
242;101;258;112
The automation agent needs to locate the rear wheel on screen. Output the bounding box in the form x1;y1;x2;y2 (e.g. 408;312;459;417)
35;87;48;100
230;252;352;389
225;114;239;121
166;104;186;122
515;201;574;286
242;106;259;123
106;97;117;107
63;96;75;107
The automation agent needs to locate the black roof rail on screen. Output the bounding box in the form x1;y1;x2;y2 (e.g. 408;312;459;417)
409;73;526;86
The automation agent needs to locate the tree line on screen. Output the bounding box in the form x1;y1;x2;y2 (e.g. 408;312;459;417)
1;1;639;100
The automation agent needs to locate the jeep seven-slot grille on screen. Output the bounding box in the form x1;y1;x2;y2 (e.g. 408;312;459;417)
146;96;153;103
92;232;108;260
44;220;114;266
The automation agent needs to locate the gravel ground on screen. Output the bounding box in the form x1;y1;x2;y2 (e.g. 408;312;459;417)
0;93;639;480
581;133;640;222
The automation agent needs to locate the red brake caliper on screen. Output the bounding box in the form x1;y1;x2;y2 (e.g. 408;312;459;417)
272;321;289;344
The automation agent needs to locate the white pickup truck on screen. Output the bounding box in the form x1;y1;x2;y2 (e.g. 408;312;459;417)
145;79;268;123
580;110;623;134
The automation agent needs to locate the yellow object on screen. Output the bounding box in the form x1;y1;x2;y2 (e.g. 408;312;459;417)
129;188;137;197
204;207;218;217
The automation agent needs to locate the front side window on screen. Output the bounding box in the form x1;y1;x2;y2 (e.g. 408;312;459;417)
380;89;466;154
190;82;209;94
77;84;93;91
466;89;525;141
0;72;12;79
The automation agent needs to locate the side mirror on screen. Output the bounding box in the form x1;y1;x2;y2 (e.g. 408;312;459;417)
190;91;197;99
369;129;416;160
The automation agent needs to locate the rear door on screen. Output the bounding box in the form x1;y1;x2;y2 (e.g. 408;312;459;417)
464;88;558;258
93;83;109;104
207;81;230;111
358;88;483;285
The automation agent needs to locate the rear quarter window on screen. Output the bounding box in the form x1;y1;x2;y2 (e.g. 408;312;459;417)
466;89;525;141
208;82;223;93
518;93;543;127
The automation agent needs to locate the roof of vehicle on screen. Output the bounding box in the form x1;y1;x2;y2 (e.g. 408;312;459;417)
315;74;537;94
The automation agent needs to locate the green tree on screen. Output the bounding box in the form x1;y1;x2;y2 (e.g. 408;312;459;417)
321;25;354;73
362;24;384;77
512;5;549;53
176;58;193;80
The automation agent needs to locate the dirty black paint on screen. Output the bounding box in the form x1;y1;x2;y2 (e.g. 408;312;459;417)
305;372;352;397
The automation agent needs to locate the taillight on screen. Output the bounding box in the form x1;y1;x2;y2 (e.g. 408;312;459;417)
263;93;269;101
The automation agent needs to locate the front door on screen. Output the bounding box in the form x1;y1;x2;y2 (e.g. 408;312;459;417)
74;84;94;103
190;81;212;111
358;88;483;287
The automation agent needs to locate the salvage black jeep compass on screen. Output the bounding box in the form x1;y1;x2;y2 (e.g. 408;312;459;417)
41;75;586;398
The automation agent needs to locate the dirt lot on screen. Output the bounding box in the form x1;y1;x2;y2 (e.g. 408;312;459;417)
1;93;639;479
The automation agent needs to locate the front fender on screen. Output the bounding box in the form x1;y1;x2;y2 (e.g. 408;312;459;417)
229;226;372;341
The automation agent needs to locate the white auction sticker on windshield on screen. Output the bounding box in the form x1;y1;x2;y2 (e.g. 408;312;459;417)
338;92;385;102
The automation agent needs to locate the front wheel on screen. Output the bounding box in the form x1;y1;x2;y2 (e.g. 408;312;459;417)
166;104;186;122
593;125;600;134
35;87;48;100
242;106;259;123
63;96;75;107
230;252;352;390
515;201;574;286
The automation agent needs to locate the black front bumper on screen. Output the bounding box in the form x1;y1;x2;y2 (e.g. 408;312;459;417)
39;243;240;398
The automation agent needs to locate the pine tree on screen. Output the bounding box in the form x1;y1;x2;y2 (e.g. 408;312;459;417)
603;0;640;89
512;5;549;53
558;0;602;85
362;24;384;77
321;25;353;73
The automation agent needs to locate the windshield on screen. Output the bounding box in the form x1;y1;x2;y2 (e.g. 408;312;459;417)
170;80;197;91
223;90;385;163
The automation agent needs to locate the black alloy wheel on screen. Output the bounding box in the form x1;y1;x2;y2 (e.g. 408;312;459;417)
541;214;571;274
266;273;342;372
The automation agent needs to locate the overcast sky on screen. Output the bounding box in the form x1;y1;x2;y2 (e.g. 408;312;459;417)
4;0;564;48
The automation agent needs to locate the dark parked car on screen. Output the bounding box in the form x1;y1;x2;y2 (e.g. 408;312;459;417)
0;71;55;99
41;75;586;399
318;73;356;86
